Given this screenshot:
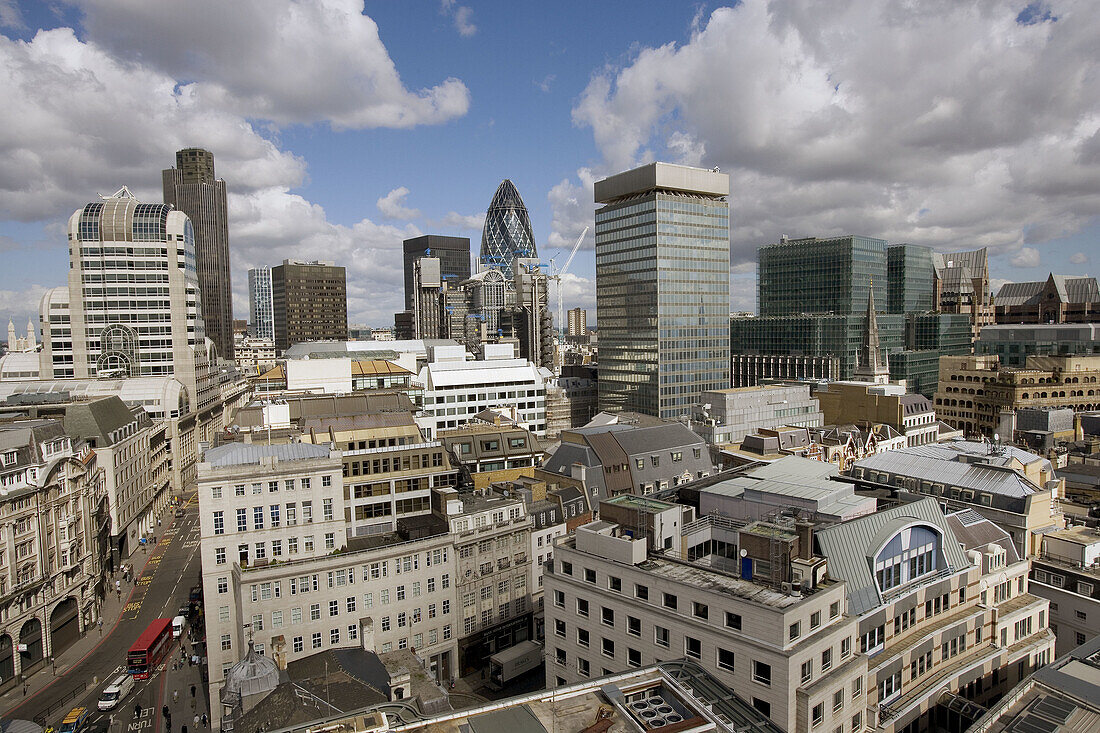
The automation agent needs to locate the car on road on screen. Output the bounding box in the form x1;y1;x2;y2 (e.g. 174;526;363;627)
175;508;185;517
59;707;90;733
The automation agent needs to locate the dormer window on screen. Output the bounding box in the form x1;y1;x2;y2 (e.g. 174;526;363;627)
873;525;940;593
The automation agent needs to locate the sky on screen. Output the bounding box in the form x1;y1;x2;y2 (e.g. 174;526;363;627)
0;0;1098;332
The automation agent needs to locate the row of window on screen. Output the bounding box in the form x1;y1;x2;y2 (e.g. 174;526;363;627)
209;475;329;499
212;500;332;534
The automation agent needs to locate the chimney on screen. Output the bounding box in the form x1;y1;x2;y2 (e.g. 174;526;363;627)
796;520;814;561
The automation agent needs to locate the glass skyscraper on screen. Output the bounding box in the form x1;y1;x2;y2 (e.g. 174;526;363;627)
887;244;935;314
248;266;274;340
758;235;888;316
595;163;730;419
479;179;536;279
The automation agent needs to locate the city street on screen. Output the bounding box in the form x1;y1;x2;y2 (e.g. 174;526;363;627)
1;492;206;733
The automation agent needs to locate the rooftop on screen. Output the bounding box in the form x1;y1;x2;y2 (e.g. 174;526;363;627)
603;494;677;514
202;441;334;468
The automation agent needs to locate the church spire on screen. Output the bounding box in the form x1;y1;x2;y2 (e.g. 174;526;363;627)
854;279;890;383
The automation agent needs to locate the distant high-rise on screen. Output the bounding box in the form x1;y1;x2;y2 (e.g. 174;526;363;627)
162;148;233;360
887;244;935;314
272;260;348;352
567;308;587;337
402;235;470;309
932;247;994;341
40;187;214;408
758;235;888;317
480;179;536;280
595;163;730;419
247;267;274;339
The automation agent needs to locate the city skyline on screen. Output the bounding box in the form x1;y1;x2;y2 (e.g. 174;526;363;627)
1;1;1098;331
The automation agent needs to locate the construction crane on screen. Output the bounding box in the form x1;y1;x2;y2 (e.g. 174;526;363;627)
548;226;588;372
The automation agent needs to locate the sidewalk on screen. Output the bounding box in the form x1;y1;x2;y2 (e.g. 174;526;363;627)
0;492;194;717
158;633;211;733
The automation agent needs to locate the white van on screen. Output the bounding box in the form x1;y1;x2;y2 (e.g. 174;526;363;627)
172;615;186;639
98;674;134;710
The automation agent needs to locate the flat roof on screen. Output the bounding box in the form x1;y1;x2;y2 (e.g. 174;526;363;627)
594;162;729;203
604;494;677;513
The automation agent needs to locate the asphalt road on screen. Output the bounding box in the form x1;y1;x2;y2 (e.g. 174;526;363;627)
3;496;204;732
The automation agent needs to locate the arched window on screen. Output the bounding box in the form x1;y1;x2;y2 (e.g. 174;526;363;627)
873;525;941;593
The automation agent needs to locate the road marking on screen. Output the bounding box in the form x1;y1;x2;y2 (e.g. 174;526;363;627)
123;601;142;612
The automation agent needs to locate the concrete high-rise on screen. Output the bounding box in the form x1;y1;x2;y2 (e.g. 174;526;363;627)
402;235;470;309
40;187;214;408
163;148;233;360
271;260;347;352
595;163;730;419
567;308;587;337
247;266;274;339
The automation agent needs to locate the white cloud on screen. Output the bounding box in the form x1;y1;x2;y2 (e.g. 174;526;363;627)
547;168;597;252
569;1;1100;269
440;0;476;37
434;211;485;230
1070;251;1090;264
1011;247;1041;268
377;187;422;220
0;20;438;326
536;74;556;93
74;0;470;130
0;0;24;30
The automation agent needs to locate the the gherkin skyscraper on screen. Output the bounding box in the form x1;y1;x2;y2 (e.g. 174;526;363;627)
479;179;536;279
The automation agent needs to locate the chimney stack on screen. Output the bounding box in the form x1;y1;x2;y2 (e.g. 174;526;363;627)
796;519;814;561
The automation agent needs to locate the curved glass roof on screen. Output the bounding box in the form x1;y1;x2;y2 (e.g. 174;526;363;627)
479;179;536;280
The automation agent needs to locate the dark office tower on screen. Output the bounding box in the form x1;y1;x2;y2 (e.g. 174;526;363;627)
758;235;888;317
887;244;935;314
162;148;234;361
480;179;536;280
402;235;471;309
595;162;730;420
271;260;348;352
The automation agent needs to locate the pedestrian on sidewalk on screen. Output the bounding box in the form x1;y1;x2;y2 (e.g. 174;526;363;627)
190;685;196;698
135;704;142;718
201;714;208;728
173;689;179;703
193;715;199;729
98;618;103;636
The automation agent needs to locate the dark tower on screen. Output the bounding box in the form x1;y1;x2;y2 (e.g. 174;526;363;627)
163;148;234;360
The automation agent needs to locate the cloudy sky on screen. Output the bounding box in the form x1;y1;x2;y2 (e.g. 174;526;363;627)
1;0;1097;331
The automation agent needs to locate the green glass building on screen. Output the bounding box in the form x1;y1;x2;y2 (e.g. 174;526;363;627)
595;163;730;419
887;244;935;314
758;235;888;316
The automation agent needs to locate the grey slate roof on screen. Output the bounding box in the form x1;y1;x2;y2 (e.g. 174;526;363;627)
995;275;1099;307
203;441;332;467
945;510;1020;563
815;497;970;615
62;397;137;445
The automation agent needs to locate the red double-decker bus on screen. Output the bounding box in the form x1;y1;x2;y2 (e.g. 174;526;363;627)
127;618;173;679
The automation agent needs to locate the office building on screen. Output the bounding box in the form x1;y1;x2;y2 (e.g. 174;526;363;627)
41;187;215;410
1027;526;1100;657
847;440;1064;557
688;384;823;446
815;382;939;447
480;180;536;279
758;235;887;317
410;256;444;340
595;162;730;419
545;495;862;733
567;308;587;338
887;244;935;314
933;247;994;341
0;419;106;685
501;258;555;370
163;148;234;360
402;235;471;310
934;354;1100;437
247;267;274;340
994;274;1099;324
977;323;1100;366
272;260;348;352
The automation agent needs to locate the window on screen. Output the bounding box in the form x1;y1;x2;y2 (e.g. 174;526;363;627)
753;660;772;686
584;568;596;584
812;703;824;728
635;584;649;601
330;628;340;645
554;619;566;638
602;637;615;658
663;592;677;610
852;677;863;699
655;626;669;648
236;508;247;532
852;712;862;732
628;648;642;668
627;616;641;637
693;602;709;619
578;628;590;648
726;611;742;630
811;611;821;629
221;634;232;651
833;689;844;713
577;598;589;617
1075;610;1087;621
717;648;735;672
685;636;701;659
212;486;223;500
217;577;228;594
608;576;622;592
213;511;224;535
578;658;590;677
802;659;813;684
215;547;226;565
310;604;321;621
293;636;303;653
312;632;322;649
553;590;564;608
830;601;840;619
790;621;801;641
841;637;852;659
253;506;264;529
822;648;832;672
753;699;771;718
